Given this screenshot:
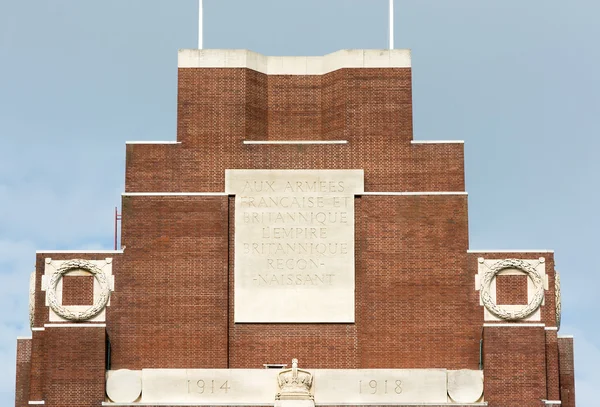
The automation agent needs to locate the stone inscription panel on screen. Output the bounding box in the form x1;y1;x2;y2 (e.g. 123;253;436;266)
139;369;450;404
142;369;276;404
225;170;364;323
313;369;448;404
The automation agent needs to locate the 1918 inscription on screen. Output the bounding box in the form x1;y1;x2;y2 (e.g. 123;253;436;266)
226;170;364;323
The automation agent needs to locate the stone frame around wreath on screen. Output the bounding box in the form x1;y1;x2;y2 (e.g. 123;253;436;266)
42;258;114;322
477;258;547;321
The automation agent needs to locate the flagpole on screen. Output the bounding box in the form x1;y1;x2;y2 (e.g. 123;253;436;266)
199;0;203;49
389;0;394;50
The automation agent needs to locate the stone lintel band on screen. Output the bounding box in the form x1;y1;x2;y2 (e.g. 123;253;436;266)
121;192;468;197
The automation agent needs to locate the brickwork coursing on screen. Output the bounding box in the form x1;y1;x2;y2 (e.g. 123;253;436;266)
28;329;45;402
558;337;576;407
61;275;94;306
14;338;31;407
546;330;561;401
483;326;547;407
43;326;106;407
226;194;478;369
14;65;574;406
495;274;528;305
126;69;464;193
112;196;230;369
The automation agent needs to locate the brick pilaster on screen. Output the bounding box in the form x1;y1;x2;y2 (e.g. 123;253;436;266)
14;338;31;407
558;336;576;407
28;329;45;402
483;325;547;407
545;329;561;401
43;325;106;407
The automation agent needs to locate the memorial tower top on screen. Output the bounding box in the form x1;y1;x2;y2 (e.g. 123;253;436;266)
178;49;411;74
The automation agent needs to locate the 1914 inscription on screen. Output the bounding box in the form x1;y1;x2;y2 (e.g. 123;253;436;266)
226;170;364;323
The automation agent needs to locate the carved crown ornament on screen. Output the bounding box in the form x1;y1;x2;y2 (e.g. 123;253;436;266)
43;258;114;321
276;358;314;400
479;258;546;321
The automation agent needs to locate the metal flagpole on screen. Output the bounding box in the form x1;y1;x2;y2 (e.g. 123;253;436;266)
389;0;394;49
199;0;203;49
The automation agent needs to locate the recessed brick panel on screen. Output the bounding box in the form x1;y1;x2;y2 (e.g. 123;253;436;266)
61;275;94;306
495;274;528;305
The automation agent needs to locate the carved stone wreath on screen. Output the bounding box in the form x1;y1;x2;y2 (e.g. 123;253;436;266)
555;271;562;330
47;259;111;321
29;271;36;328
480;258;545;321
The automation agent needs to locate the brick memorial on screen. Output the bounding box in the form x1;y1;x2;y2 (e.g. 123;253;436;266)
13;47;576;407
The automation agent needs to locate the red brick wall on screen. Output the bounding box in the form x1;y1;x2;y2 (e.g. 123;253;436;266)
62;275;94;306
112;196;479;372
546;330;561;401
112;195;229;369
558;337;576;407
483;326;547;407
43;326;105;407
354;195;478;369
116;67;472;372
495;274;528;305
126;68;464;193
14;338;31;407
28;330;45;402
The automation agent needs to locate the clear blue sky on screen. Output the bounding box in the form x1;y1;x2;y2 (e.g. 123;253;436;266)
1;0;598;405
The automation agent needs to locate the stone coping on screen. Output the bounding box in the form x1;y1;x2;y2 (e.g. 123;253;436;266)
178;49;411;74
